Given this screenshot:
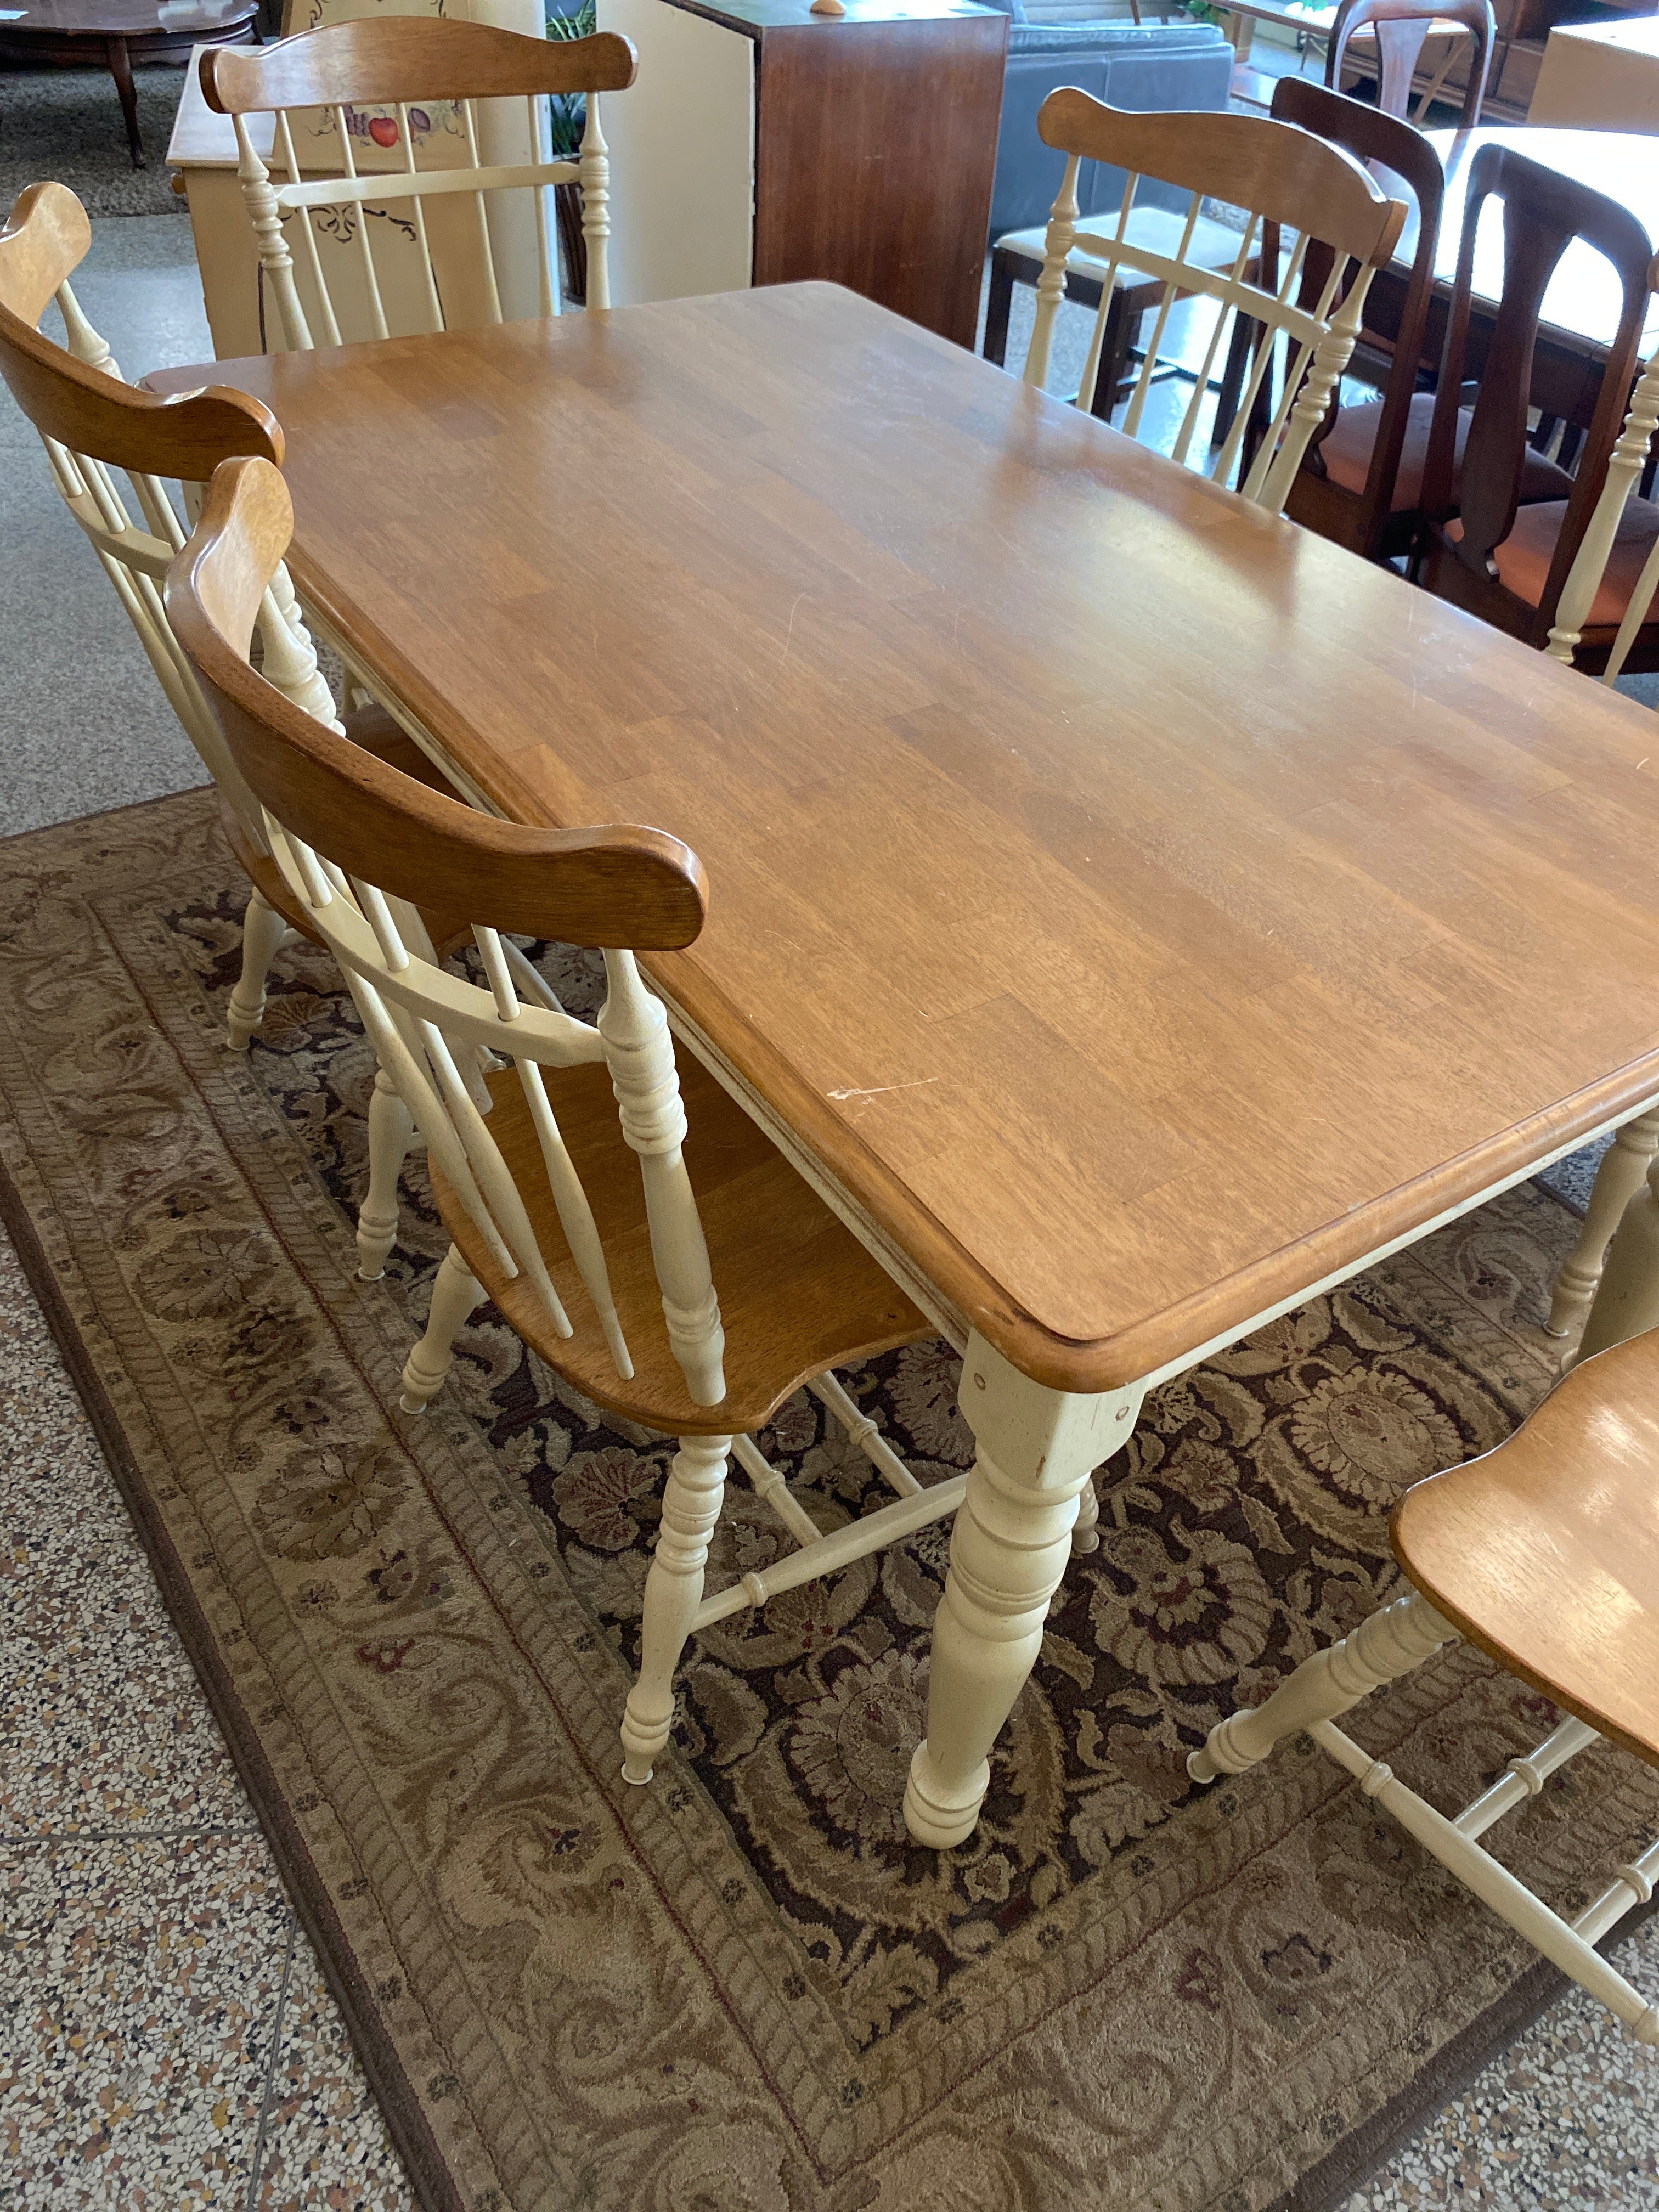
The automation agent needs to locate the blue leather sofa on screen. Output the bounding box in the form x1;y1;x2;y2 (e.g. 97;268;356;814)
980;4;1236;238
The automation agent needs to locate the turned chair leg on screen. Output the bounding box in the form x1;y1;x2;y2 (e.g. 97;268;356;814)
620;1432;732;1785
1189;1587;1457;1782
226;888;296;1050
1548;1105;1659;1341
398;1243;484;1413
356;1066;415;1281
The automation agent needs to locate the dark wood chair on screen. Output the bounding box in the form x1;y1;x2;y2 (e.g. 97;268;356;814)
1250;78;1570;560
1327;0;1496;129
1417;141;1659;672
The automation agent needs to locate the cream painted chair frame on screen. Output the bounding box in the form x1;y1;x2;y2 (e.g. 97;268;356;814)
1536;307;1659;1354
167;456;965;1794
0;181;445;1285
0;179;343;1056
1193;1587;1659;2045
1023;93;1407;514
200;16;637;353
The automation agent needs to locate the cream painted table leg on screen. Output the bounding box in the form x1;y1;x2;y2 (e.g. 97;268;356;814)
902;1332;1145;1849
1547;1105;1659;1341
1575;1153;1659;1364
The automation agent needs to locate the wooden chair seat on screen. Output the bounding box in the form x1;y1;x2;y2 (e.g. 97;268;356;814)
1392;1331;1659;1768
1318;392;1573;513
1452;493;1659;632
432;1056;927;1438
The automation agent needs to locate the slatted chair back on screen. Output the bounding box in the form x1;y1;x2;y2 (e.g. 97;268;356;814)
1326;0;1494;130
1024;94;1407;514
1421;143;1655;647
0;180;340;847
1270;78;1447;560
201;18;637;353
166;454;725;1406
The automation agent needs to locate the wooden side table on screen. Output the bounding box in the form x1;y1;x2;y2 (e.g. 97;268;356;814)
0;0;258;167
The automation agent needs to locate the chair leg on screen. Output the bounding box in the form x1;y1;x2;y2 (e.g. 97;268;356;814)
983;249;1019;369
1189;1588;1457;1782
1088;291;1135;422
622;1434;732;1784
226;888;295;1051
356;1066;415;1282
1547;1106;1659;1341
398;1243;484;1413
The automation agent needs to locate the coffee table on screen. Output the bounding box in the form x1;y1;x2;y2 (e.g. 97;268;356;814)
0;0;258;168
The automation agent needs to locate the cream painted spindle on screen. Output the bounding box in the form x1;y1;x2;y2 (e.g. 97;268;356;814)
620;1433;732;1782
1190;1588;1457;1781
332;104;392;342
579;90;611;311
232;114;314;351
1547;346;1659;669
597;949;726;1405
1024;152;1082;394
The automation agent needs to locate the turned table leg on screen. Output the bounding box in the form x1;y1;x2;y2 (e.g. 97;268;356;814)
901;1331;1144;1849
1576;1150;1659;1365
107;37;144;167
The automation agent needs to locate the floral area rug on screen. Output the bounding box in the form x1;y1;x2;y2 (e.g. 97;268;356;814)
4;787;1658;2212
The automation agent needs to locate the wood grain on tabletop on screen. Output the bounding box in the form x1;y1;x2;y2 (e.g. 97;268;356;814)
148;282;1659;1393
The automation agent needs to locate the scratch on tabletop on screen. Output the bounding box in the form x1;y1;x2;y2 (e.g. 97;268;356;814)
779;593;805;668
827;1079;941;1103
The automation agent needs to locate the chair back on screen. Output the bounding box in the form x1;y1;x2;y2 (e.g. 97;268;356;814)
201;17;636;353
165;455;729;1407
1023;94;1407;513
1271;77;1444;556
1327;0;1494;131
0;182;338;844
1424;143;1654;632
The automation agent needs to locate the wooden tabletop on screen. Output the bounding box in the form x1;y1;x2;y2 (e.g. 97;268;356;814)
153;284;1659;1393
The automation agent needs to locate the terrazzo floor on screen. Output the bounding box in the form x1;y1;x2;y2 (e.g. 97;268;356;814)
5;209;1659;2210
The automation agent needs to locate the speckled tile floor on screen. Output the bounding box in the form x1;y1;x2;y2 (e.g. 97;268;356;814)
8;208;1659;2212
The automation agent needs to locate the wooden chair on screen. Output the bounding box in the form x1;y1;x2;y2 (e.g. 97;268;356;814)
1023;94;1407;513
1416;143;1659;667
1326;0;1495;129
0;179;466;1280
1527;321;1659;1351
1267;80;1567;560
1193;1325;1659;2049
165;454;964;1791
199;17;635;353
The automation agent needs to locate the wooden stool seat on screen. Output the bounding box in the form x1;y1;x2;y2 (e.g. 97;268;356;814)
433;1056;927;1440
1392;1333;1659;1768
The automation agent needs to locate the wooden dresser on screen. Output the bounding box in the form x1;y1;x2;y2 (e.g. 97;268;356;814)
595;0;1009;348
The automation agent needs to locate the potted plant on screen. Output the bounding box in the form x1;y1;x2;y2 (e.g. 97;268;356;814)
548;1;596;304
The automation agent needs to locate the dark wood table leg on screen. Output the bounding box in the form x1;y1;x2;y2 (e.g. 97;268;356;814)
106;36;144;167
983;248;1019;368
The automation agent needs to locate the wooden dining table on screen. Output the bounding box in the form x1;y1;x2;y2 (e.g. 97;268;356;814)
153;280;1659;1849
